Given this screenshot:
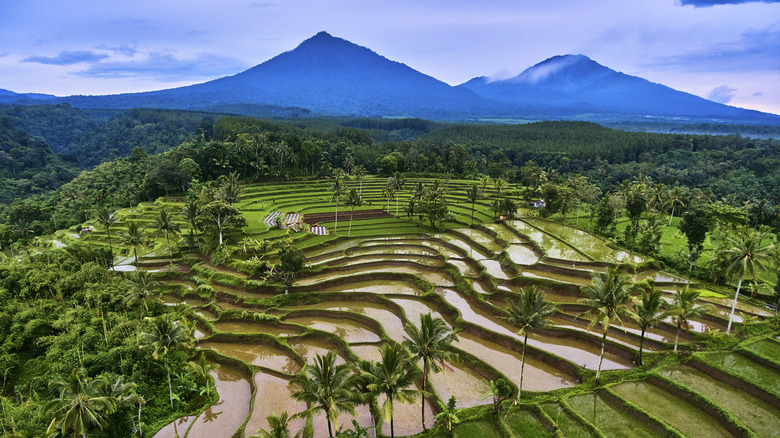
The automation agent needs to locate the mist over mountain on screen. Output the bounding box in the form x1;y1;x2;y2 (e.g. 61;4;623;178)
1;32;778;125
459;54;769;122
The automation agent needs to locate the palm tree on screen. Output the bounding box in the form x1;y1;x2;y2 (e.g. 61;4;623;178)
579;268;635;379
722;230;774;334
493;177;508;194
359;344;421;438
291;351;357;438
343;188;363;238
123;270;159;314
666;185;687;225
391;172;406;218
669;287;713;352
44;368;118;438
139;314;194;408
121;221;146;267
153;208;180;257
330;173;346;233
504;285;557;397
354;165;367;196
251;411;298;438
403;313;459;431
633;288;667;365
95;205;118;261
464;184;483;226
101;375;145;436
218;171;243;206
382;180;395;215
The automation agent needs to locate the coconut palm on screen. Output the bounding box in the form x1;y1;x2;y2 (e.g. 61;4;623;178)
382;180;395;215
153;208;180;257
121;221;147;267
330;172;346;233
579;268;635;379
139;314;194;408
95;205;118;261
722;230;774;334
464;184;483;226
354;165;367;196
251;411;299;438
493;177;508;194
403;313;459;431
343;188;363;238
44;368;118;438
359;344;421;438
669;287;713;352
123;270;159;314
291;351;357;438
101;375;145;436
666;185;687;225
391;172;406;218
633;287;667;365
504;285;557;397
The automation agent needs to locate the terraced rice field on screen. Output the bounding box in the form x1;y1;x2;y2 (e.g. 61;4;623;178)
62;176;779;437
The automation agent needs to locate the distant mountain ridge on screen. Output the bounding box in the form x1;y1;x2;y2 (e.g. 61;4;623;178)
1;32;778;124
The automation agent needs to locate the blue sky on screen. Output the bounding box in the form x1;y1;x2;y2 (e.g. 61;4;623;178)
1;0;778;114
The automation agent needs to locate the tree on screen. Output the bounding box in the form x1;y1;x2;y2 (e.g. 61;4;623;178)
153;208;181;257
197;200;247;246
121;221;146;267
354;165;367;196
493;177;508;194
633;288;667;365
331;171;346;232
44;368;118;438
579;268;635;379
278;243;306;293
464;184;483;226
433;396;459;436
403;313;459;431
291;351;357;438
343;188;363;238
123;270;159;315
666;185;687;225
382;179;395;216
669;287;712;352
251;411;299;438
722;230;774;334
218;171;242;206
481;379;513;416
95;205;118;262
391;171;406;218
359;344;420;438
680;209;710;273
504;286;556;398
139;314;194;408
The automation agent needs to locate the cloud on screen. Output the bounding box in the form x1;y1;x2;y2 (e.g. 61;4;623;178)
707;85;737;103
647;26;780;73
678;0;780;6
71;51;249;82
23;50;108;65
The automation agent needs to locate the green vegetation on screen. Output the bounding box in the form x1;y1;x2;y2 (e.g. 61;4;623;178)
2;113;779;437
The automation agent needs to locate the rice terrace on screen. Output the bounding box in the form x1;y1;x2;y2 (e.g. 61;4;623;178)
30;171;778;438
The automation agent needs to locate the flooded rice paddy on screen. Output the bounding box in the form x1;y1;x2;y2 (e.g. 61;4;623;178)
152;198;776;437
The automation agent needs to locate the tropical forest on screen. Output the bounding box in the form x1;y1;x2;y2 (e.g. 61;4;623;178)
1;104;780;438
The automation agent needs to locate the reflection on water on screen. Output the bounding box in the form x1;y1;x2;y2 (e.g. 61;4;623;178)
285;316;381;343
506;244;540;265
198;342;299;373
186;366;251;437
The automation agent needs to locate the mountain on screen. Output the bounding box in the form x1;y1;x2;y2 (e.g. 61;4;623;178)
1;34;778;124
52;32;508;119
459;54;772;122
